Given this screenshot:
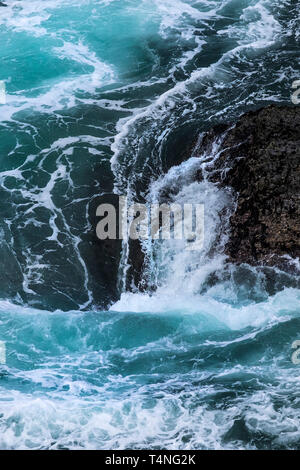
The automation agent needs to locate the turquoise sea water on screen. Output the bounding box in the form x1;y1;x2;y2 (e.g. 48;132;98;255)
0;0;300;449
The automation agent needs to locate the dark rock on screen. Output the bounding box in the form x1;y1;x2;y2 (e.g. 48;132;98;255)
112;105;300;295
126;239;148;292
87;193;123;307
196;105;300;268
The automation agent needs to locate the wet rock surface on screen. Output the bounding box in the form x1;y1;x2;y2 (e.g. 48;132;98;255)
114;105;300;293
196;105;300;268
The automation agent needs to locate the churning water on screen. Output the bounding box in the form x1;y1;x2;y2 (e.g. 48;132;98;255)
0;0;300;449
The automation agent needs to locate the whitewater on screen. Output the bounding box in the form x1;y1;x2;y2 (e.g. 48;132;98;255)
0;0;300;450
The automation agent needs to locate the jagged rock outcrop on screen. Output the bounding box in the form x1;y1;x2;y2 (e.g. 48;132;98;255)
196;105;300;268
115;104;300;293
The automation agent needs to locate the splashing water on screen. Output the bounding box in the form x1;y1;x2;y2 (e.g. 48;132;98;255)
0;0;300;450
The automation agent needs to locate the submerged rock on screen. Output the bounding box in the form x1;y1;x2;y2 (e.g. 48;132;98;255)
196;105;300;269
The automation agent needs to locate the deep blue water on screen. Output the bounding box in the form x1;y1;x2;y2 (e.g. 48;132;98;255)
0;0;300;450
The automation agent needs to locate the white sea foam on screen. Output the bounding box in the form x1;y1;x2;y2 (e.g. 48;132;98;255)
0;59;115;123
111;0;283;194
111;288;300;330
1;279;300;450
